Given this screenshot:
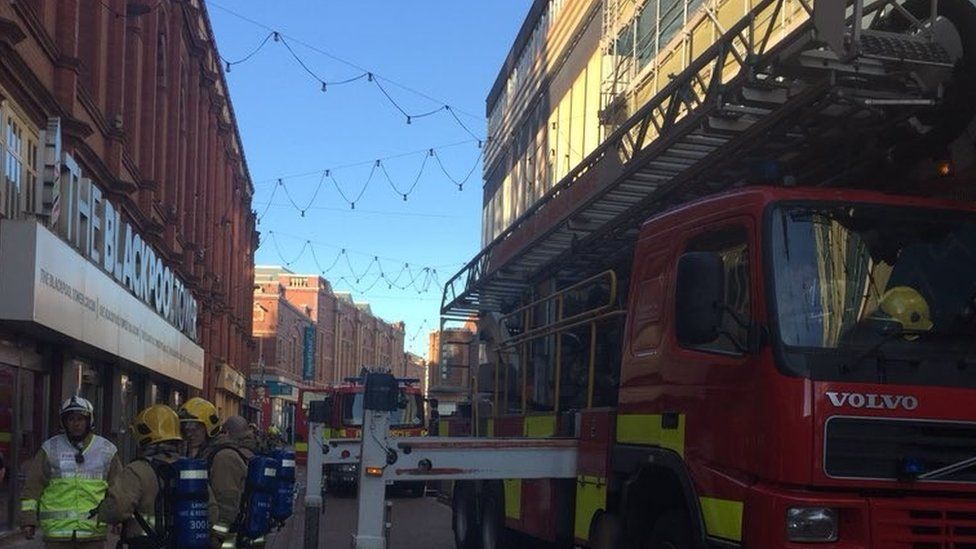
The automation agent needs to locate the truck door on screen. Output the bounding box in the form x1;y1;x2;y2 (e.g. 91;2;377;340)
672;220;760;457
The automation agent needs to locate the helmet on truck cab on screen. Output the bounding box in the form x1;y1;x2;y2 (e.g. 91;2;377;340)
877;286;934;335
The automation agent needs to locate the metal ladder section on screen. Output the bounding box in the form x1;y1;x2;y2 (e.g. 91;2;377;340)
442;0;957;319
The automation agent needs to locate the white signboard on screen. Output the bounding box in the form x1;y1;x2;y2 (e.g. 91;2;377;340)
56;153;198;341
0;219;204;388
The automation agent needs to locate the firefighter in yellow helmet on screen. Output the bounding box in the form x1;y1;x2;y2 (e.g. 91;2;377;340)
97;405;217;548
18;396;122;549
178;398;256;549
876;286;934;338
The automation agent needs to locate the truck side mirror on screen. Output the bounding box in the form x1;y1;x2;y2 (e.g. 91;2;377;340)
675;251;724;346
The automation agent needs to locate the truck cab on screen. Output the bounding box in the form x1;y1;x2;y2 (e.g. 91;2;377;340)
619;186;976;545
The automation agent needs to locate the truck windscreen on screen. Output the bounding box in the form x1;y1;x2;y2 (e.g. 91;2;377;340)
341;391;424;427
768;202;976;384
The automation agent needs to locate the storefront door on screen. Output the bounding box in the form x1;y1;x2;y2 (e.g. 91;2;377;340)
0;364;47;534
0;364;13;532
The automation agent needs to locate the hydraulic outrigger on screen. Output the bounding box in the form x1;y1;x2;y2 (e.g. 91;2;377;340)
309;372;578;549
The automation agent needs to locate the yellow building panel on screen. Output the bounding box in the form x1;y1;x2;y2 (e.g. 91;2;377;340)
754;1;782;43
570;71;587;168
690;17;715;62
557;90;573;181
584;50;602;156
716;0;748;35
548;108;560;188
657;51;684;90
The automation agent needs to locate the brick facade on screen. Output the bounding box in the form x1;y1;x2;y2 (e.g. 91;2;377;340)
252;281;313;383
253;267;406;387
0;0;256;508
0;1;255;410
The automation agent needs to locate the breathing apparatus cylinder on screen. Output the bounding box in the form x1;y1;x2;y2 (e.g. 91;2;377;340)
270;449;296;523
172;458;210;549
238;455;277;539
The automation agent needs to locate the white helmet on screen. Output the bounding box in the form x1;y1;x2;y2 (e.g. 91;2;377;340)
60;396;94;430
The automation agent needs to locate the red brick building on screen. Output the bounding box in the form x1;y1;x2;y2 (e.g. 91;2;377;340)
251;279;313;433
253;267;406;387
404;352;427;397
0;0;255;531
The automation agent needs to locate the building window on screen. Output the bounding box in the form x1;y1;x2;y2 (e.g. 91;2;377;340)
0;104;39;220
291;335;298;373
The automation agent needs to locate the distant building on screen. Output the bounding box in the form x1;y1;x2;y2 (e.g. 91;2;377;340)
404;352;428;397
252;266;406;388
427;326;477;415
251;280;314;432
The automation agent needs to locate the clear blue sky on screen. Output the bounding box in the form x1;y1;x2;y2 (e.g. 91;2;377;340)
207;1;532;357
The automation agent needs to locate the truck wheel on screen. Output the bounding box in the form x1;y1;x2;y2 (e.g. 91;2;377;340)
589;511;623;549
645;510;694;549
452;481;480;549
479;484;505;549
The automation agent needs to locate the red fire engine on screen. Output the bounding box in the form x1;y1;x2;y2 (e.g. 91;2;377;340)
296;377;426;494
430;0;976;546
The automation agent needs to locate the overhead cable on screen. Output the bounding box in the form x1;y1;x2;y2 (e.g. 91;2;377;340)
207;1;487;141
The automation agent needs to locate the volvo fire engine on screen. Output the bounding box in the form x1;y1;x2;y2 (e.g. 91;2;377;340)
318;0;976;546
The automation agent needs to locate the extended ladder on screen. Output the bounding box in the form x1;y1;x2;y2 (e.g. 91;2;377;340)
442;0;960;319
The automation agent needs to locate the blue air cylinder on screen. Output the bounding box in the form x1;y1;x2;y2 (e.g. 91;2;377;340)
238;455;277;539
172;458;210;549
271;449;296;523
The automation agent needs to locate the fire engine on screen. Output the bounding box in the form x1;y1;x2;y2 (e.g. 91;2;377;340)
296;377;426;494
316;0;976;546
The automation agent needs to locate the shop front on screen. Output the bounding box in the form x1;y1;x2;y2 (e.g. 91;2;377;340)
215;363;247;418
248;377;297;441
0;212;204;532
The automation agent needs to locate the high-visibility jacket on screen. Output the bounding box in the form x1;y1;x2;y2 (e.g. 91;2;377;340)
19;434;120;541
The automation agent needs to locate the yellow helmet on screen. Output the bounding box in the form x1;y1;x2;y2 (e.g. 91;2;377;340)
878;286;934;333
132;405;181;446
177;397;221;437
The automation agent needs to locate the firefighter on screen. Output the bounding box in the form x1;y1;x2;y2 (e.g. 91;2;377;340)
178;398;255;549
222;416;261;454
97;404;217;549
265;425;285;452
19;396;122;549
